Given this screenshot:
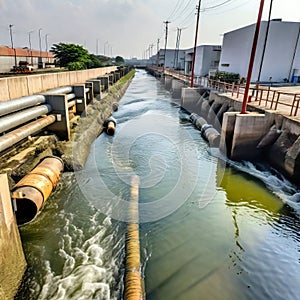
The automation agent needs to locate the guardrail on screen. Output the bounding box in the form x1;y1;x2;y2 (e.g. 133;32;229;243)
207;79;300;117
149;67;300;118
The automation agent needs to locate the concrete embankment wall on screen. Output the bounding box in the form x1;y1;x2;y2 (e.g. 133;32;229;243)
0;68;135;299
0;174;26;300
0;67;118;102
207;92;300;184
148;68;300;186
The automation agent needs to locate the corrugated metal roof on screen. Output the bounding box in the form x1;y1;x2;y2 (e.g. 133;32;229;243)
0;46;54;58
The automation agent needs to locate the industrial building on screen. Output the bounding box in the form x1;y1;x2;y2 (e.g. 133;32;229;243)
184;45;221;77
219;20;300;83
0;46;55;73
155;49;186;70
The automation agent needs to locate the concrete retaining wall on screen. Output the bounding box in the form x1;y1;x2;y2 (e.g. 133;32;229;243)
0;174;26;299
0;66;118;102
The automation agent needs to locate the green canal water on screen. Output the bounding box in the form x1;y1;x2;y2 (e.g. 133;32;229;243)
16;70;299;299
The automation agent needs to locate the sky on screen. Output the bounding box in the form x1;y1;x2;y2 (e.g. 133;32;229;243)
0;0;299;59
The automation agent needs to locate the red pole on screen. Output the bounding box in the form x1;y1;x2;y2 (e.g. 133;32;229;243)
241;0;265;114
190;0;202;88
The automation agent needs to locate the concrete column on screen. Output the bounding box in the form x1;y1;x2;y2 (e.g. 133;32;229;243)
84;82;94;102
114;72;120;82
164;76;172;91
45;94;70;140
73;85;88;116
98;76;109;91
230;113;268;161
171;79;185;99
181;87;202;114
86;79;102;99
108;74;114;85
285;136;300;184
0;174;26;300
219;112;237;157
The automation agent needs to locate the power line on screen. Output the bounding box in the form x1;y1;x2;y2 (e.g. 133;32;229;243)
171;0;196;23
167;0;182;20
202;0;248;16
202;0;233;11
178;7;197;27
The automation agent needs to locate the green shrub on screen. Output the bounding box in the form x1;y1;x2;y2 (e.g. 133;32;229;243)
67;61;85;70
211;71;240;84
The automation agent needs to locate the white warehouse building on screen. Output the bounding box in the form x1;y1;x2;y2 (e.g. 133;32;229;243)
152;49;185;70
185;45;221;77
219;20;300;83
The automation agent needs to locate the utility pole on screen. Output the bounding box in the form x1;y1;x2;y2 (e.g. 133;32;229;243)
258;0;273;82
28;30;34;66
174;28;183;69
104;41;108;56
163;20;170;73
45;34;49;63
96;39;99;55
241;0;265;114
190;0;202;88
157;38;160;66
38;28;42;68
150;44;154;65
9;24;17;68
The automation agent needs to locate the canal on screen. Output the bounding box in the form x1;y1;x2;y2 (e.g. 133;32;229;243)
17;70;299;299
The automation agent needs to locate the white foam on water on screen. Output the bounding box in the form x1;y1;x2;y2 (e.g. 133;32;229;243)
37;215;119;300
209;148;300;216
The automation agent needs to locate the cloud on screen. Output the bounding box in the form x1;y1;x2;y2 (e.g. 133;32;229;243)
0;0;163;57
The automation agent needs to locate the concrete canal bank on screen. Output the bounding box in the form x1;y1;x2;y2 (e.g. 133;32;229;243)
5;69;300;300
0;67;135;299
147;67;300;186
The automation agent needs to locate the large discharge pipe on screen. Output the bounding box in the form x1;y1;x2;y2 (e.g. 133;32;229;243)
0;104;52;134
12;156;64;225
125;175;144;300
0;95;46;117
0;115;56;153
43;86;73;95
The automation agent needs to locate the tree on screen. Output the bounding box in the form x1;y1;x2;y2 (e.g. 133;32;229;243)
87;54;103;68
115;56;125;66
51;43;92;69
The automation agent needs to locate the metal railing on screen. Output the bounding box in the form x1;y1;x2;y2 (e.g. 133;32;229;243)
207;79;300;117
147;67;300;117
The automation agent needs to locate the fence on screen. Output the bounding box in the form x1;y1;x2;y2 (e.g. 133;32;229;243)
152;67;300;117
207;79;300;117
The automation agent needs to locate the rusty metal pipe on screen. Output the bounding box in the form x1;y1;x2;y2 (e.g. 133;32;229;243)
107;121;115;136
0;104;52;134
104;116;117;136
0;95;46;117
0;115;56;153
125;175;144;300
12;156;64;225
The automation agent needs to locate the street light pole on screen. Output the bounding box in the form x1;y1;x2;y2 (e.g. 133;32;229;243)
45;34;49;63
9;24;17;68
38;28;42;68
28;30;34;66
104;41;108;56
190;0;202;88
